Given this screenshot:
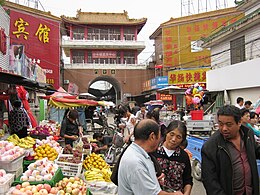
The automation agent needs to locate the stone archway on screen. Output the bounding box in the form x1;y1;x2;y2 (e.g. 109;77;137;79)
88;75;121;104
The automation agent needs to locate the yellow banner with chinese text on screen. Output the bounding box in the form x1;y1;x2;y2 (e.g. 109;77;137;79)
168;68;210;85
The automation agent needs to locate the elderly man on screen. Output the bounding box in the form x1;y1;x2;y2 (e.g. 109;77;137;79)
201;105;260;195
118;119;183;195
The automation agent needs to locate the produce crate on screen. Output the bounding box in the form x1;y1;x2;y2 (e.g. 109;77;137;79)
0;154;24;172
22;159;36;172
12;167;63;187
0;174;14;195
7;167;23;180
55;154;83;177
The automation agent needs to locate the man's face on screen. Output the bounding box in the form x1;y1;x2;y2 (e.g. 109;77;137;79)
150;130;161;152
141;107;146;113
218;115;241;140
245;104;251;109
241;112;250;124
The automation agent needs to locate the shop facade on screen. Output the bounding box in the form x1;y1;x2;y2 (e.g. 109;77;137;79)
4;1;61;89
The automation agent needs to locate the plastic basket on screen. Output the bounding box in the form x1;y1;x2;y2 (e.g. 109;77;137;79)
190;110;204;120
0;174;14;195
23;159;36;172
12;168;63;187
7;167;23;180
55;154;83;177
0;155;24;172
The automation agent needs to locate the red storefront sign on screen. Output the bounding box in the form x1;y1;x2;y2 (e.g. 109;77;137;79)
158;94;173;101
7;8;60;89
92;51;116;59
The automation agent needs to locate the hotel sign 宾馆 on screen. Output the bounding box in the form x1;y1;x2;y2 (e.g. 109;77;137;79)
7;8;60;88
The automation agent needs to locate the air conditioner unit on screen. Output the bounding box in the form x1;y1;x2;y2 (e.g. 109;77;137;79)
64;80;69;84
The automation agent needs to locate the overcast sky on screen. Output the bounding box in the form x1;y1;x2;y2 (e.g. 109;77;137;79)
37;0;237;63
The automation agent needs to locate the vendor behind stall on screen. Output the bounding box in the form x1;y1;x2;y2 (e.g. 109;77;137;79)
9;100;30;138
60;109;83;147
92;132;109;154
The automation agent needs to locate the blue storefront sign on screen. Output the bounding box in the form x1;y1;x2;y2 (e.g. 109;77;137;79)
156;76;168;89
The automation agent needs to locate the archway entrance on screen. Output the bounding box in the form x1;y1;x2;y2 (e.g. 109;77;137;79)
88;76;121;104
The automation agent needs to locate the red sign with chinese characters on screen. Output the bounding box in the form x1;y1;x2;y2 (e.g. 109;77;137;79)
7;8;60;88
158;94;173;101
92;51;117;59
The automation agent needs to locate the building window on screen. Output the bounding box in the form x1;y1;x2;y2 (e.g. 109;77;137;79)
72;50;84;63
109;28;120;40
230;36;245;64
87;51;92;63
124;51;135;64
87;28;99;40
124;28;135;41
100;29;108;40
73;27;84;40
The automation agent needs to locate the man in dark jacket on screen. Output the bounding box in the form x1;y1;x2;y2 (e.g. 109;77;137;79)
201;105;260;195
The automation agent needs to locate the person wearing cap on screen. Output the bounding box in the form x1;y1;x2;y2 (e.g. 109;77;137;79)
9;100;30;138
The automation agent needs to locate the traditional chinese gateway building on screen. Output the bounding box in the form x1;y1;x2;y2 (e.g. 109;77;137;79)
61;10;154;103
4;1;61;89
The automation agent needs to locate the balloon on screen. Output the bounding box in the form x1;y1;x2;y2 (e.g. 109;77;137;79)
194;94;202;99
192;88;198;95
185;95;193;106
194;83;199;88
192;97;201;104
198;86;203;91
199;91;204;96
185;88;191;95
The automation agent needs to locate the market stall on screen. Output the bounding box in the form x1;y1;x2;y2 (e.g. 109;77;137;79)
0;133;117;195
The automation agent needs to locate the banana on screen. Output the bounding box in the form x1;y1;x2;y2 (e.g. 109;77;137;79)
7;135;35;148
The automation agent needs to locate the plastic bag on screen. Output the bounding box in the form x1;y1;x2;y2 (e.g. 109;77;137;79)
73;137;84;151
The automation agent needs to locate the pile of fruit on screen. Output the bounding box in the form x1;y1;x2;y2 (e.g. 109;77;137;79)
9;182;59;195
34;144;58;161
83;153;112;182
0;141;24;161
56;177;87;195
83;153;109;170
0;169;13;183
20;158;58;182
7;134;35;149
29;124;57;136
84;167;112;182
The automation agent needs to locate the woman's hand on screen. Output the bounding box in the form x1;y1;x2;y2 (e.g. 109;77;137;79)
157;173;165;185
70;135;78;140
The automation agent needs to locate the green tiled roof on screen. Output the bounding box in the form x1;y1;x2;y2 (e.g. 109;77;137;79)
203;8;260;43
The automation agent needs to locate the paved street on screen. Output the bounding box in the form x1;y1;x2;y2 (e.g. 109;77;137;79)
191;179;206;195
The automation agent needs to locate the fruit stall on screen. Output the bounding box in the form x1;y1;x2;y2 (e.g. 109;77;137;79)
0;134;118;195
